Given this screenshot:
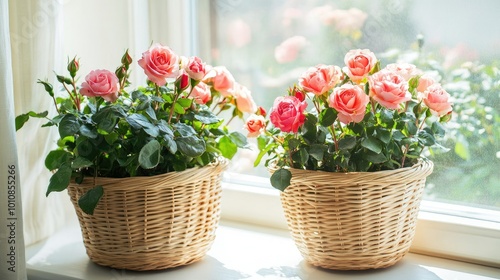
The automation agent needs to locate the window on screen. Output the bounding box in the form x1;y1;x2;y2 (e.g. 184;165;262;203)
203;0;500;266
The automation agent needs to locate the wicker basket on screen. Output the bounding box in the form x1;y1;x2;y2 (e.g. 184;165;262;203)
67;160;227;271
278;159;433;270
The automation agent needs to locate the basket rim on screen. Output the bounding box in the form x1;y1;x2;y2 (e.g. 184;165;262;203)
70;157;228;190
270;158;433;181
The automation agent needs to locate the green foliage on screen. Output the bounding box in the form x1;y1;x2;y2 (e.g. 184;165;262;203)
16;49;255;214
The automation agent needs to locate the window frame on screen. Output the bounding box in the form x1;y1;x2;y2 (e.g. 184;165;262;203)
150;0;500;268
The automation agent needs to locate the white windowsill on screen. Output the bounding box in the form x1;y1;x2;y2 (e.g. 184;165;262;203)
26;219;500;280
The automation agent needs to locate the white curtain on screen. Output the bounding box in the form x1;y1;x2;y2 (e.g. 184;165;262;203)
9;0;75;246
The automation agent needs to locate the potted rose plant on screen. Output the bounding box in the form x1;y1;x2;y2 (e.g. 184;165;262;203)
16;43;261;270
248;49;452;270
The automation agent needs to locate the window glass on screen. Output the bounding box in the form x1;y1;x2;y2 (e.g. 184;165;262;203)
208;0;500;211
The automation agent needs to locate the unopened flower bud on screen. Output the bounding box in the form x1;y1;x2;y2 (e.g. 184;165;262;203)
37;79;55;97
121;49;133;68
115;65;127;80
56;74;72;85
175;72;190;92
256;106;267;117
67;57;79;78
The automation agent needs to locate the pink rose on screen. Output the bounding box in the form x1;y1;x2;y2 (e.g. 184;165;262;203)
343;49;377;83
328;84;369;124
191;82;211;104
368;69;411;110
233;83;257;113
274;36;308;64
138;43;180;86
270;96;307;133
203;66;235;97
422;84;453;117
298;64;342;96
184;56;207;81
417;74;435;93
245;114;266;137
385;63;422;81
79;69;119;102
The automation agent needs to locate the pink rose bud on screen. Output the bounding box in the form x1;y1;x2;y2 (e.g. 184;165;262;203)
328;84;369;124
298;64;342;96
289;86;306;102
256;106;267;117
343;49;377;83
121;49;133;68
115;65;127;80
79;69;120;102
191;82;211;104
269;96;307;133
368;69;411;110
67;57;79;78
422;84;453;117
185;56;207;81
245;114;267;137
138;43;180;86
175;72;190;92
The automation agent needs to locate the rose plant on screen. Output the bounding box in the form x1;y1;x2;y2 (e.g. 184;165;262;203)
249;49;453;190
16;43;261;214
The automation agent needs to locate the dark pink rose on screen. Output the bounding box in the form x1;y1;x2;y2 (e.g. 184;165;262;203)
79;69;119;102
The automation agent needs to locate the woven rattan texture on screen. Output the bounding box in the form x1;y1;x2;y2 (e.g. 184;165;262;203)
67;160;227;271
280;160;433;270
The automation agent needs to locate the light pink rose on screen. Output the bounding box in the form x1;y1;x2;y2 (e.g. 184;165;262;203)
203;66;235;97
233;83;257;113
184;56;207;81
79;69;119;102
227;19;252;48
138;43;180;86
191;82;211;104
298;64;342;96
417;74;435;93
244;114;266;137
269;96;307;133
422;84;453;117
369;69;411;110
328;84;369;124
385;63;422;81
323;8;368;33
343;49;377;84
274;36;308;64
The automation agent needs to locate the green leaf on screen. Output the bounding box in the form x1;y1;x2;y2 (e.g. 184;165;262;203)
177;98;193;108
174;102;186;114
405;121;418;136
292;148;309;165
338;136;357;150
15;111;48;131
138;140;161;169
173;122;196;137
308;144;327;161
194;110;221;124
163;134;177;154
80;124;98;138
364;150;387;164
59;114;80;138
376;128;391;144
302;114;317;144
72;156;94;169
270;168;292;191
46;165;72;195
176;135;206;157
431;122;445;137
319;108;337;127
229;131;249;148
418;129;436;146
126;113;159;137
217;135;237;159
45;150;73;171
361;136;383;153
78;186;104;215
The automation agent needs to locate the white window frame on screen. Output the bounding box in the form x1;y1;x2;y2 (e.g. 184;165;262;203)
149;0;500;268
